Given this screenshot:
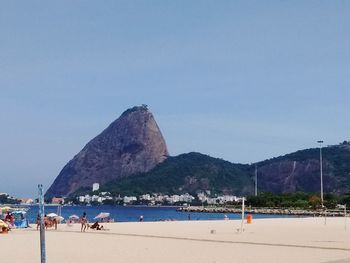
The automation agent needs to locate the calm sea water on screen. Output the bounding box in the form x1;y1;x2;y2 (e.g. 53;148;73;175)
24;205;293;223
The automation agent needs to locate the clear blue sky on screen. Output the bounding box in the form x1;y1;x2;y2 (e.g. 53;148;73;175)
1;1;349;197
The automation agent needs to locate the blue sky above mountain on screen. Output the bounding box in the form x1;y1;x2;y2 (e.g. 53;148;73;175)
1;1;350;197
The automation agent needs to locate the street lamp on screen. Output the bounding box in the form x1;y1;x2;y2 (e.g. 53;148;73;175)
255;164;258;196
317;140;324;208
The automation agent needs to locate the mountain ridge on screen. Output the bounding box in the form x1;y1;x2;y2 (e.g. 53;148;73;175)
46;104;350;198
92;143;350;197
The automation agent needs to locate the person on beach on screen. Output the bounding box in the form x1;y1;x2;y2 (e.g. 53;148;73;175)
4;212;14;228
90;221;103;230
4;212;11;223
139;215;144;222
36;214;41;230
80;212;88;232
44;214;49;229
44;214;58;230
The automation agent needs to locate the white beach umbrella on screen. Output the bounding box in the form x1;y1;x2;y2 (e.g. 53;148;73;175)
69;214;79;220
55;216;64;221
46;213;58;217
94;212;110;220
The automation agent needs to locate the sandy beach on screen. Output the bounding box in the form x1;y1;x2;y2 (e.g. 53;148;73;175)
1;217;350;263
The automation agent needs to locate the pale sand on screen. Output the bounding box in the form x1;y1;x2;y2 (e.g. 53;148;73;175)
1;217;350;263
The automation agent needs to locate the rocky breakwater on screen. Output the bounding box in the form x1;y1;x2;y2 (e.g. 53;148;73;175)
46;105;169;198
178;206;348;217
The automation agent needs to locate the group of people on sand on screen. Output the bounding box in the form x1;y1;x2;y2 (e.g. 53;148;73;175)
80;212;104;232
36;214;58;230
3;212;15;225
34;212;105;232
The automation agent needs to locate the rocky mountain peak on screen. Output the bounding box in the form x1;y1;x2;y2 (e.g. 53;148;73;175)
45;105;168;198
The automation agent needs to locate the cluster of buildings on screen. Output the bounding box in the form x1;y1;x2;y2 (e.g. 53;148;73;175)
2;183;241;207
77;191;113;204
75;192;195;205
68;183;241;206
138;193;195;204
197;192;240;205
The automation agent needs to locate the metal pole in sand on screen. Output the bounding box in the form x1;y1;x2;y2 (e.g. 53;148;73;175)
241;198;245;233
317;140;326;225
38;184;46;263
345;205;347;231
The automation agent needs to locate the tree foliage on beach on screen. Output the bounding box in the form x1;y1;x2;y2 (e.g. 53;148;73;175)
246;192;341;209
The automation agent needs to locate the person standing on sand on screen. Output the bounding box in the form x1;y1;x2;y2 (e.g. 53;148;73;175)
80;212;88;232
4;212;11;223
36;214;41;230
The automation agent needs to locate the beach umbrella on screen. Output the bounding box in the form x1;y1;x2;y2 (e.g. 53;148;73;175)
46;213;58;218
12;210;26;215
94;212;110;219
55;216;64;221
69;214;79;220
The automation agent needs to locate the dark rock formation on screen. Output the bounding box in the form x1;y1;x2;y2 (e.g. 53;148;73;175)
45;105;168;198
257;159;336;193
256;144;350;194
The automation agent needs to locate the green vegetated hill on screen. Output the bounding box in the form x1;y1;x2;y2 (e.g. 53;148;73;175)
75;142;350;197
101;152;254;196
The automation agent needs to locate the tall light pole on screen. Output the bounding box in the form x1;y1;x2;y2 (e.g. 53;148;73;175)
317;140;324;208
38;184;46;263
255;164;258;196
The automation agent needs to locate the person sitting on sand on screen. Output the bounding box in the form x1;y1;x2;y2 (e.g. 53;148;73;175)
80;212;88;232
90;221;103;230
